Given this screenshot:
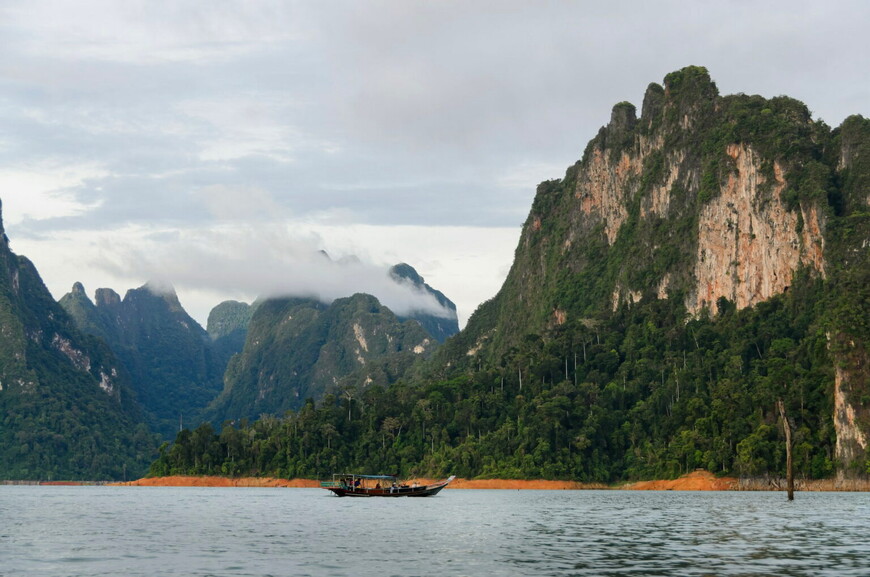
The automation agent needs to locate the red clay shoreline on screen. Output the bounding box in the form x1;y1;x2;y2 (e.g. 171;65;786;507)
15;470;867;490
110;470;736;490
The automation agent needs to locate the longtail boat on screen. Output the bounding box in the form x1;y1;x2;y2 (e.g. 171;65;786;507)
321;474;455;497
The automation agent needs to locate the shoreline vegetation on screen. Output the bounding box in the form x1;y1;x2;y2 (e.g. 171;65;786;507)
106;470;870;491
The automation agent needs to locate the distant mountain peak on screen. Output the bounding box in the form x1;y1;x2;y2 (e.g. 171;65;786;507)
95;287;121;308
388;262;459;342
61;278;223;439
389;262;425;286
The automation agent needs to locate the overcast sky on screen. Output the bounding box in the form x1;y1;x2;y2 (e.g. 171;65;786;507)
1;1;868;327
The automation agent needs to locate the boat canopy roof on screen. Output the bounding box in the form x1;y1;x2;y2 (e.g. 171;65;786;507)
333;473;397;480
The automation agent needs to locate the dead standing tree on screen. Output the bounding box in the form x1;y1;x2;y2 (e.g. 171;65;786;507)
776;399;794;501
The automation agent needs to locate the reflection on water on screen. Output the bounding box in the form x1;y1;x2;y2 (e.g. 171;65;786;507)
1;486;868;576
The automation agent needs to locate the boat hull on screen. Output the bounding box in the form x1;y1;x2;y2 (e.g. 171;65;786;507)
325;479;452;497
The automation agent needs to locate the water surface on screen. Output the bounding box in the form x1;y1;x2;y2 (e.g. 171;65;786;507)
1;486;867;576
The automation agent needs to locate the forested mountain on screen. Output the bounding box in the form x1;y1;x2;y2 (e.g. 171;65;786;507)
0;200;157;480
203;293;435;424
153;67;869;483
56;259;456;445
197;262;456;425
435;66;869;472
202;262;457;363
60;282;228;439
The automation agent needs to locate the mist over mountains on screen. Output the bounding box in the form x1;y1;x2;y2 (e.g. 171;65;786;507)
98;224;460;322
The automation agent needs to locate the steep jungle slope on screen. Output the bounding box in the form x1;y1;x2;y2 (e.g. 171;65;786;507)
205;293;434;423
0;199;156;480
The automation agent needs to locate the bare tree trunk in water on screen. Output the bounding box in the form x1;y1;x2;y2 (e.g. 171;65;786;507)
777;399;794;501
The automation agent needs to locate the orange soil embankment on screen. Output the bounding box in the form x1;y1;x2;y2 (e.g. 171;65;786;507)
621;470;737;491
114;470;736;490
113;476;601;489
409;478;606;490
112;476;320;488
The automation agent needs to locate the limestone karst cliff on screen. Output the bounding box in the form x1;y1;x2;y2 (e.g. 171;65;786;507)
439;66;868;472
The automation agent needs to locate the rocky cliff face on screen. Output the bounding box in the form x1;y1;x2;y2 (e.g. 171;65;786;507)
827;115;870;470
689;144;825;313
463;68;836;356
557;72;828;317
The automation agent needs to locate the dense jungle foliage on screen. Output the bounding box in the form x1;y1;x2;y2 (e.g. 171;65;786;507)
150;270;840;482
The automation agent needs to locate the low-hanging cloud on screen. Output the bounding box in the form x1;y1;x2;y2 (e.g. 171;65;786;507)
93;221;456;319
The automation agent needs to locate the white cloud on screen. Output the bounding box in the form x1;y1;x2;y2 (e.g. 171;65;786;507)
92;221;507;324
192;184;285;221
175;95;302;162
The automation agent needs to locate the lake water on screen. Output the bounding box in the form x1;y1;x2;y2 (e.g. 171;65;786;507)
1;486;868;576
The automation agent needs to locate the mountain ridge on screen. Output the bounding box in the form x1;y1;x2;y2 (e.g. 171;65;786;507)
59;281;228;439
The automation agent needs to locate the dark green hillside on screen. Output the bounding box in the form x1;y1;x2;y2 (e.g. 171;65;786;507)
206;299;256;381
0;200;157;480
204;293;435;424
60;283;226;439
207;300;255;356
150;277;837;481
